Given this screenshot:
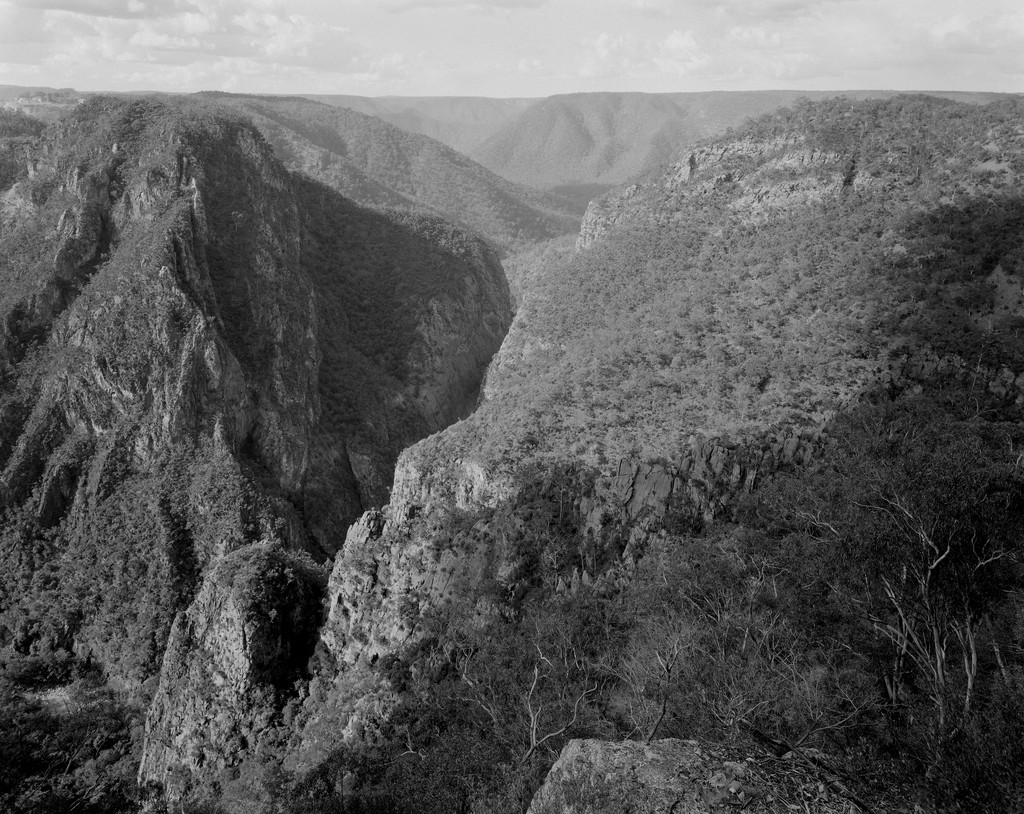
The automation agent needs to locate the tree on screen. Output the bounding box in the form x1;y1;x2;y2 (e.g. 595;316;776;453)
759;394;1024;767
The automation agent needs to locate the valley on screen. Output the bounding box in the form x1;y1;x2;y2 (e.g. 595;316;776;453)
0;89;1023;814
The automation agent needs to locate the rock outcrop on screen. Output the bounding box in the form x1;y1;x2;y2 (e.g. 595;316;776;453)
576;134;844;251
138;543;326;799
528;738;876;814
527;739;755;814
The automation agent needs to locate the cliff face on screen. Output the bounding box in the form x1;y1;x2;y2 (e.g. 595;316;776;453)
0;96;511;686
138;544;326;799
0;97;516;804
203;93;581;253
575;134;839;251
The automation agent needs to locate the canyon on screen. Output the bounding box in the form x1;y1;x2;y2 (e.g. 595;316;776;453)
1;92;1024;813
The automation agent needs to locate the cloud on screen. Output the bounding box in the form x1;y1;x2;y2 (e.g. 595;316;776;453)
578;28;710;80
654;29;709;74
629;0;670;18
0;0;389;91
12;0;194;19
372;0;546;11
712;0;872;20
929;10;1024;54
725;26;782;49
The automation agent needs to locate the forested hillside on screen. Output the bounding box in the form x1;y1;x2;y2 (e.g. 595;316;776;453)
424;95;1024;475
295;95;1024;814
201;93;580;253
0;109;44;192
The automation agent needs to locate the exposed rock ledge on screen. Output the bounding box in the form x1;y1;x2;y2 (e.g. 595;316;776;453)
528;738;880;814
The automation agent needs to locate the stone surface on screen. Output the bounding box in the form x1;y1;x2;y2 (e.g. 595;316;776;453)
528;738;753;814
138;543;326;800
528;738;875;814
576;134;838;251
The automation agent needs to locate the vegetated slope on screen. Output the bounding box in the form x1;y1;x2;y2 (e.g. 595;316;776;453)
415;94;1024;483
260;95;1024;814
201;92;580;252
303;94;537;154
0;94;511;697
471;89;1013;189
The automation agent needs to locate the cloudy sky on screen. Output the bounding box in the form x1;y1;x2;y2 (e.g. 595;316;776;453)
0;0;1021;97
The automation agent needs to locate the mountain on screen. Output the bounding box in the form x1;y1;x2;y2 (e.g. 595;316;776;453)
471;89;1014;190
303;94;537;155
0;94;510;698
200;93;580;252
470;91;702;189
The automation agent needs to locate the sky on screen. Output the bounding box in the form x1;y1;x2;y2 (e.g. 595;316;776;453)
0;0;1021;97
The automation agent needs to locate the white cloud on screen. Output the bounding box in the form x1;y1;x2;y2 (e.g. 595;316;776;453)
12;0;195;19
630;0;670;18
929;10;1024;53
725;26;782;48
372;0;546;11
653;29;709;75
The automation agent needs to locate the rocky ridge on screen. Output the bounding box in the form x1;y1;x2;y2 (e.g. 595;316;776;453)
138;543;326;798
317;338;1024;693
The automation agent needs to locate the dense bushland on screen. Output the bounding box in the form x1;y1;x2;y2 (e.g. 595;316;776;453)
419;96;1024;476
202;383;1023;814
0;656;143;814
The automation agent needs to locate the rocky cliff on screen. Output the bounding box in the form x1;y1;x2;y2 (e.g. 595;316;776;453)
138;543;326;799
0;94;511;691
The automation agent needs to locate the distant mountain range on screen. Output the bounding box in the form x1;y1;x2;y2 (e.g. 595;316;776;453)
293;89;1011;191
4;84;1014;200
465;89;1013;189
302;94;536;155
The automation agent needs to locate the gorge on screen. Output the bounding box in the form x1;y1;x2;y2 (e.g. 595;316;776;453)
1;91;1024;814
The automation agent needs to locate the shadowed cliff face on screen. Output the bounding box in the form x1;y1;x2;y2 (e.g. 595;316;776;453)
0;96;512;686
199;93;582;254
138;543;327;800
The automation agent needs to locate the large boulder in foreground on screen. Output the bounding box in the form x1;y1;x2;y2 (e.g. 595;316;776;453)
528;738;879;814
